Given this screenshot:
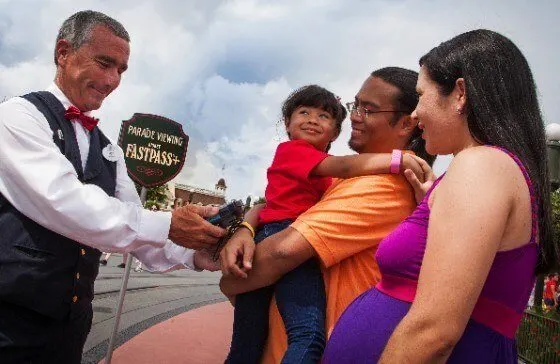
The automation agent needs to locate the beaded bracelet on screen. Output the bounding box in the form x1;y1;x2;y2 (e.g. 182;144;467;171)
238;221;255;238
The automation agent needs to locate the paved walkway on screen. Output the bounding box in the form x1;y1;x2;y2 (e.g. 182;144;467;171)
101;302;234;363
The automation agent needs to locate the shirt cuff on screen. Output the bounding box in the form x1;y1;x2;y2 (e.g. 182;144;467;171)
138;210;172;247
133;240;198;273
180;246;200;271
291;219;336;268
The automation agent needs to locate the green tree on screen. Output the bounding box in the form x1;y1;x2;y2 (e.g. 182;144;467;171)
550;189;560;248
145;184;171;210
134;182;171;209
253;196;266;206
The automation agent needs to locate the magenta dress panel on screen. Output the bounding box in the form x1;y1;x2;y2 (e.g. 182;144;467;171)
322;147;538;363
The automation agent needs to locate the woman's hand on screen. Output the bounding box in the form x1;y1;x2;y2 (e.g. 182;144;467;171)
219;227;255;279
403;154;436;204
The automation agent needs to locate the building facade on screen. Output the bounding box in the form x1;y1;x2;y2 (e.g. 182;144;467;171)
173;178;227;207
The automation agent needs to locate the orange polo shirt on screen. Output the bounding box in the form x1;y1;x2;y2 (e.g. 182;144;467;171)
262;174;416;363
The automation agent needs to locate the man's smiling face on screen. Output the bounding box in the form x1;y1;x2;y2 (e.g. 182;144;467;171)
55;24;129;111
349;76;403;154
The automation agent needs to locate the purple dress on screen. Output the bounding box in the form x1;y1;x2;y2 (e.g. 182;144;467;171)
322;148;538;363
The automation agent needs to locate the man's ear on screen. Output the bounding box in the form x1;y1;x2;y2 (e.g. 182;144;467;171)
398;114;417;137
55;39;72;67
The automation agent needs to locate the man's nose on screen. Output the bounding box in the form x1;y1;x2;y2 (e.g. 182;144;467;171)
350;111;363;124
104;68;121;92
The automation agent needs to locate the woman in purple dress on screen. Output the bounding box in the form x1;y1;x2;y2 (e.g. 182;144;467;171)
322;29;558;363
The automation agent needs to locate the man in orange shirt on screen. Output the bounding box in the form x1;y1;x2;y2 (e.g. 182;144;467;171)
220;67;434;363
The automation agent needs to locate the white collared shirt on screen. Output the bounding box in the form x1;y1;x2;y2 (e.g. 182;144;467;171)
0;83;196;271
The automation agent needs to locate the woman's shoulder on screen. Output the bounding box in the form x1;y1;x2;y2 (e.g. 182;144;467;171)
440;146;527;203
449;146;521;178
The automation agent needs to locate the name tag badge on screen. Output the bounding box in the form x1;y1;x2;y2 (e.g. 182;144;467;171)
102;144;120;162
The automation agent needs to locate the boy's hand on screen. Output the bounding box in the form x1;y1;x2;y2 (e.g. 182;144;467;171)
402;154;426;183
219;227;255;279
403;154;436;204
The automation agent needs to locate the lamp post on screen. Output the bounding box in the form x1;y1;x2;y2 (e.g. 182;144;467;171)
546;123;560;189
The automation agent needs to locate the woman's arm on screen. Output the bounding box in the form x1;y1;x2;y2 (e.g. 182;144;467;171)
379;147;518;363
313;153;425;182
220;227;316;296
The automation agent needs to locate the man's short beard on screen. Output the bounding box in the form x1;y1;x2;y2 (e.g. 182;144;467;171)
348;139;363;154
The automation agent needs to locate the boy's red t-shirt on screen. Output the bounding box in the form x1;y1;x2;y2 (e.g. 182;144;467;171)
258;140;331;225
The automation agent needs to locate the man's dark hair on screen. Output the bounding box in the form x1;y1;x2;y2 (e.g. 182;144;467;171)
371;67;436;166
420;29;556;274
281;84;347;152
54;10;130;65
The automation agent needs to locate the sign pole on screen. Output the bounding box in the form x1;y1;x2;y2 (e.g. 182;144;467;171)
104;113;189;363
105;187;148;364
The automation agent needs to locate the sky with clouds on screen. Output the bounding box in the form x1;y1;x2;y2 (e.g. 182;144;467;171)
0;0;558;202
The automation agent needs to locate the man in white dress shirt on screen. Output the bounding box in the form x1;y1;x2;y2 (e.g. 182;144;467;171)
0;10;224;363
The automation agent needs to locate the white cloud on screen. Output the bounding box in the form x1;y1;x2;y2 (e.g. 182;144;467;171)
0;0;558;200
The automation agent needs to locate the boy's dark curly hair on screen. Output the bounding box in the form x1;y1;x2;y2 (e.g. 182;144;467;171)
281;85;347;151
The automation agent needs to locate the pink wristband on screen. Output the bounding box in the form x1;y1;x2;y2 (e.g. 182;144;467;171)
390;149;402;174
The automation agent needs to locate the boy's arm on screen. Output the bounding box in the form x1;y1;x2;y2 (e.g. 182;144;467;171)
220;175;415;295
312;153;424;181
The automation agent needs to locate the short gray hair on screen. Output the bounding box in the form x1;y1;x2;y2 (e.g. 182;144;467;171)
54;10;130;65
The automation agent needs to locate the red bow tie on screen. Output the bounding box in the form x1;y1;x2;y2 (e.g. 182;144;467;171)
64;105;99;131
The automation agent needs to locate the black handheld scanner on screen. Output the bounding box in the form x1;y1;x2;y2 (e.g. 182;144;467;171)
205;200;244;228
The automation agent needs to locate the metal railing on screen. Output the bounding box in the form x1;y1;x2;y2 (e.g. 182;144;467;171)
517;309;560;363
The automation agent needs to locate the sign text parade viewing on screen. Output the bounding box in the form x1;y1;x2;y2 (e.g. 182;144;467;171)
119;113;189;187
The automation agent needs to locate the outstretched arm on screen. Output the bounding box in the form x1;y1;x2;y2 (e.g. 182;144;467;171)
220;226;315;296
313;153;425;183
220;175;415;296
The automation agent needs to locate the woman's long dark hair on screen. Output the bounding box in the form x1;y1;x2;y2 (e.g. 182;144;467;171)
420;29;556;274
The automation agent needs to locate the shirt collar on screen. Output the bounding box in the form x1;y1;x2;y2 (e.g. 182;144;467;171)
46;83;95;117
